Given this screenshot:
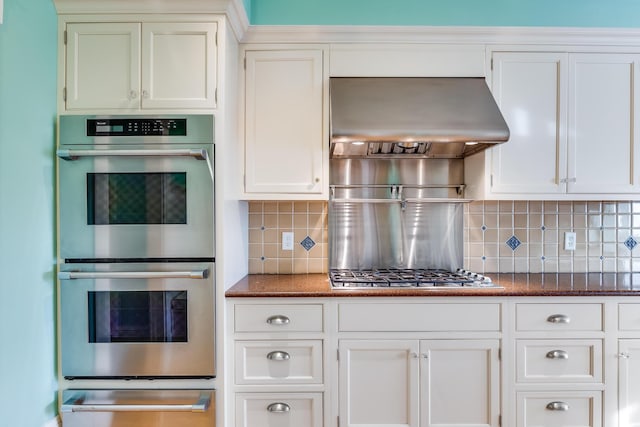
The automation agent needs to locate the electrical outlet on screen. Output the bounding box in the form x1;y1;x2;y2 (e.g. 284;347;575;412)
282;232;294;250
564;231;577;251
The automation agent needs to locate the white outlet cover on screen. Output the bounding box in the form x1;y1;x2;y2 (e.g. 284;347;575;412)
282;232;294;250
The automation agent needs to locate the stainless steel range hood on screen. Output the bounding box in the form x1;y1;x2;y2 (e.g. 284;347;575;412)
330;77;510;159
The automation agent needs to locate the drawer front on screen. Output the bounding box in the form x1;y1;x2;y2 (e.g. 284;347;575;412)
234;304;323;333
517;391;602;427
515;303;603;332
235;393;323;427
619;304;640;331
516;339;603;383
338;303;501;332
235;340;323;385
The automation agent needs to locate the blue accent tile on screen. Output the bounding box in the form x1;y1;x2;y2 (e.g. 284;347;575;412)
541;256;546;260
481;225;487;231
260;256;265;261
541;226;546;231
506;235;521;251
600;256;604;260
625;236;638;251
481;256;486;260
301;236;316;251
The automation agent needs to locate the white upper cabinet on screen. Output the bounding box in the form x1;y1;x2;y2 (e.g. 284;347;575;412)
243;48;328;199
469;49;640;200
490;52;568;195
65;22;217;111
568;53;640;194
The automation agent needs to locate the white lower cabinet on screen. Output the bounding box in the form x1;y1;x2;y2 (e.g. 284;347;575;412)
235;392;323;427
517;391;602;427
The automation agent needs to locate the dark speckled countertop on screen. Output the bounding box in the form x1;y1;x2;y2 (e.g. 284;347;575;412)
225;273;640;297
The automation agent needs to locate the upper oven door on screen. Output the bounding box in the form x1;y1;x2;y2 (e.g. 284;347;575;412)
57;144;214;260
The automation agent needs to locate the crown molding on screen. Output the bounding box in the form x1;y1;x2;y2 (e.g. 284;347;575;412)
241;25;640;47
53;0;249;40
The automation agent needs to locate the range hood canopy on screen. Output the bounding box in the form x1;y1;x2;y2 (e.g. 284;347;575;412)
330;77;510;159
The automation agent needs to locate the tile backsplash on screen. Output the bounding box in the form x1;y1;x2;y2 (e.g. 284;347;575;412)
248;200;640;274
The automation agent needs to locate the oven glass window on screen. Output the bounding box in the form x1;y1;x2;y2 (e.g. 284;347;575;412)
87;291;188;343
87;172;187;225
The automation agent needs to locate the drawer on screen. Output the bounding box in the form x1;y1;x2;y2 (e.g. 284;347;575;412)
516;339;603;383
515;303;603;332
235;340;323;385
234;304;323;333
338;303;501;332
517;391;602;427
619;304;640;330
235;393;323;427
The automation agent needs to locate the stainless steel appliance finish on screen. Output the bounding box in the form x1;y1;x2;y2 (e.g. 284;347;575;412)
57;115;214;260
330;77;510;159
330;269;500;289
61;389;215;427
59;262;215;379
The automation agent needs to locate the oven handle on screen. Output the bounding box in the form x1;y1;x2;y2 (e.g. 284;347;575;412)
56;148;208;161
58;269;209;280
61;393;211;413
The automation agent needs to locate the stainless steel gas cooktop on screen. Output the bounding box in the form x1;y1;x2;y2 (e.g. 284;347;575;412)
330;268;502;289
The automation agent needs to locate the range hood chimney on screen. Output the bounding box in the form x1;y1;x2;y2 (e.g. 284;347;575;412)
330;77;510;159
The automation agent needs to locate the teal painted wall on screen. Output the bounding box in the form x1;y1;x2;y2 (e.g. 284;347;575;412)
0;0;58;425
250;0;640;27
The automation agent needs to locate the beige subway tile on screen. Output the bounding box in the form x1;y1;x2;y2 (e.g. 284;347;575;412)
514;201;528;213
278;214;293;229
544;230;559;244
543;243;559;257
558;258;572;273
308;213;325;229
529;229;543;244
633;215;640;228
573;202;587;214
603;229;616;243
484;213;498;228
278;246;295;258
574;214;587;229
633;259;640;270
514;230;527;244
308;227;323;245
278;201;293;213
528;258;544;273
293;258;309;274
263;201;278;213
603;202;617;214
558;214;572;228
602;257;616;272
484;257;499;272
469;227;483;243
467;214;484;229
469;243;484;257
264;243;279;258
602;214;616;228
308;258;325;273
249;229;263;244
588;215;602;229
307;242;324;259
529;201;543;213
500;243;515;257
308;201;326;213
264;228;278;244
264;259;278;274
294;201;309;213
603;243;617;257
484;201;498;213
278;259;293;274
468;201;484;213
514;257;529;273
248;258;264;274
499;201;514;212
618;257;632;272
248;201;263;213
467;258;485;273
514;214;528;228
543;214;558;229
264;214;278;229
574;243;587;257
543;258;558;272
499;229;514;242
249;213;263;229
618;229;632;243
573;258;588;273
484;243;499;258
587;201;601;213
558;202;572;213
618;215;631;228
528;213;543;229
484;229;499;243
499;258;514;273
249;243;263;258
587;257;602;272
529;243;543;258
543;201;558;213
293;214;308;229
618;202;631;214
294;244;309;259
499;214;513;229
588;243;602;257
633;202;640;213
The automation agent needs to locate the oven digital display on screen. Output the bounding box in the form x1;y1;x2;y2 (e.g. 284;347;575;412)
87;118;187;136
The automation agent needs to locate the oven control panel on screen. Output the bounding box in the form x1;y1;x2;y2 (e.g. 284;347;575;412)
87;118;187;136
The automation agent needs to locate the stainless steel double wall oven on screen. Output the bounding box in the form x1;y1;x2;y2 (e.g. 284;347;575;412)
57;115;215;380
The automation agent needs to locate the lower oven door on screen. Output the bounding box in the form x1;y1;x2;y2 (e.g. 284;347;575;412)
61;389;215;427
59;262;215;379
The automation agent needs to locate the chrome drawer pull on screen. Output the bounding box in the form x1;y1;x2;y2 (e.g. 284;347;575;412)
547;314;571;324
546;350;569;360
267;351;291;361
546;401;569;411
266;315;290;325
267;402;291;413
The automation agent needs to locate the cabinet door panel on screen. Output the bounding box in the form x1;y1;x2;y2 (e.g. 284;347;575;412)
339;340;420;427
421;340;500;427
244;50;326;196
141;23;217;109
66;23;140;110
490;52;568;194
568;53;640;193
619;340;640;427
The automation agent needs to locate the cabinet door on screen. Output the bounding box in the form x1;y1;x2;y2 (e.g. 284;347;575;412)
244;49;326;196
568;53;640;193
490;52;568;194
141;23;217;109
65;23;141;110
619;340;640;427
339;340;420;427
420;339;500;427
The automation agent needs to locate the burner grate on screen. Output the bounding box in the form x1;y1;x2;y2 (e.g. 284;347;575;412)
330;268;499;289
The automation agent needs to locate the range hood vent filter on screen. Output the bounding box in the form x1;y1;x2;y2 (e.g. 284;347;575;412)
330;77;510;159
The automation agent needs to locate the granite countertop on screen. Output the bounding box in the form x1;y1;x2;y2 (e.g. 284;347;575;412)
225;272;640;297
